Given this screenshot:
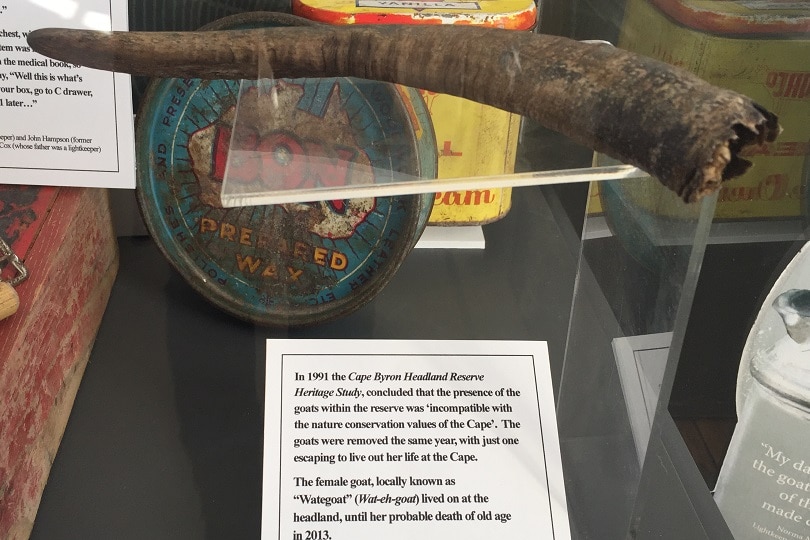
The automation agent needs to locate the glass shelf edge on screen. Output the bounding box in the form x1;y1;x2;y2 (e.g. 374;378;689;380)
219;164;648;207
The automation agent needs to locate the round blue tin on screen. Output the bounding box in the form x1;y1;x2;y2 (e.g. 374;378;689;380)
135;13;436;326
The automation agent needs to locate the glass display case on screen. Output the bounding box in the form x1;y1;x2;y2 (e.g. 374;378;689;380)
4;1;807;539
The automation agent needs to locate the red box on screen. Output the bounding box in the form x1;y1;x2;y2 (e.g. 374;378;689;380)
0;186;118;539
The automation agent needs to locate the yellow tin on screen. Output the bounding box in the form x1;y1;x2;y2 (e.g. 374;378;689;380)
618;0;810;221
292;0;538;225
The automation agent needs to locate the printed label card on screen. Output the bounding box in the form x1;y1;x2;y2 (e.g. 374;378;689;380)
0;1;134;188
264;339;571;540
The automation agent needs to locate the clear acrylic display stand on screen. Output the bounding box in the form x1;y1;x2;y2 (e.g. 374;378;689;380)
217;77;647;207
556;160;716;538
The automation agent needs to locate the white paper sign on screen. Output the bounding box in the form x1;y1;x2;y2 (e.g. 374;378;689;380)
0;1;135;188
264;339;570;540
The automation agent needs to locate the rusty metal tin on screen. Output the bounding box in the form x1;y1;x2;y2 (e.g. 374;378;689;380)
135;13;436;327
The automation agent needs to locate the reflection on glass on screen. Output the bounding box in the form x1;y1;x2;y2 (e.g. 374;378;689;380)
218;78;646;207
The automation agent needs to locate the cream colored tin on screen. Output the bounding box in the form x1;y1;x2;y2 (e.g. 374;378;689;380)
619;0;809;221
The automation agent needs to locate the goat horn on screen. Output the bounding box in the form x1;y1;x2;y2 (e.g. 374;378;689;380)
27;14;780;202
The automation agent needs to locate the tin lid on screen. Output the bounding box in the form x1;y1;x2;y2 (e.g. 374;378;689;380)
135;13;437;327
293;0;537;29
650;0;810;35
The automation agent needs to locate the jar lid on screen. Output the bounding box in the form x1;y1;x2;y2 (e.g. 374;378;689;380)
752;289;810;411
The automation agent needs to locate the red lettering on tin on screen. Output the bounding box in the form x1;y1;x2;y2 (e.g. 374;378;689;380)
717;173;791;203
434;190;495;206
210;125;363;190
186;84;377;242
300;140;358;188
774;141;810;157
761;173;788;201
765;71;810;100
440;140;462;157
740;141;810;158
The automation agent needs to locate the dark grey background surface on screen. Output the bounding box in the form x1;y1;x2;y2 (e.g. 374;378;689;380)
30;183;737;539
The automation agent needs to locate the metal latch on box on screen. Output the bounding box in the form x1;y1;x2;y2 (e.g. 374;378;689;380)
0;236;28;287
0;236;28;321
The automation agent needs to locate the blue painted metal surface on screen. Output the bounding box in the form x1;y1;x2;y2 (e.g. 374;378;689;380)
135;13;436;326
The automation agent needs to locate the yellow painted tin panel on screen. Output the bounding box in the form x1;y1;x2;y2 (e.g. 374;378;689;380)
294;0;536;225
422;90;520;224
617;0;809;221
